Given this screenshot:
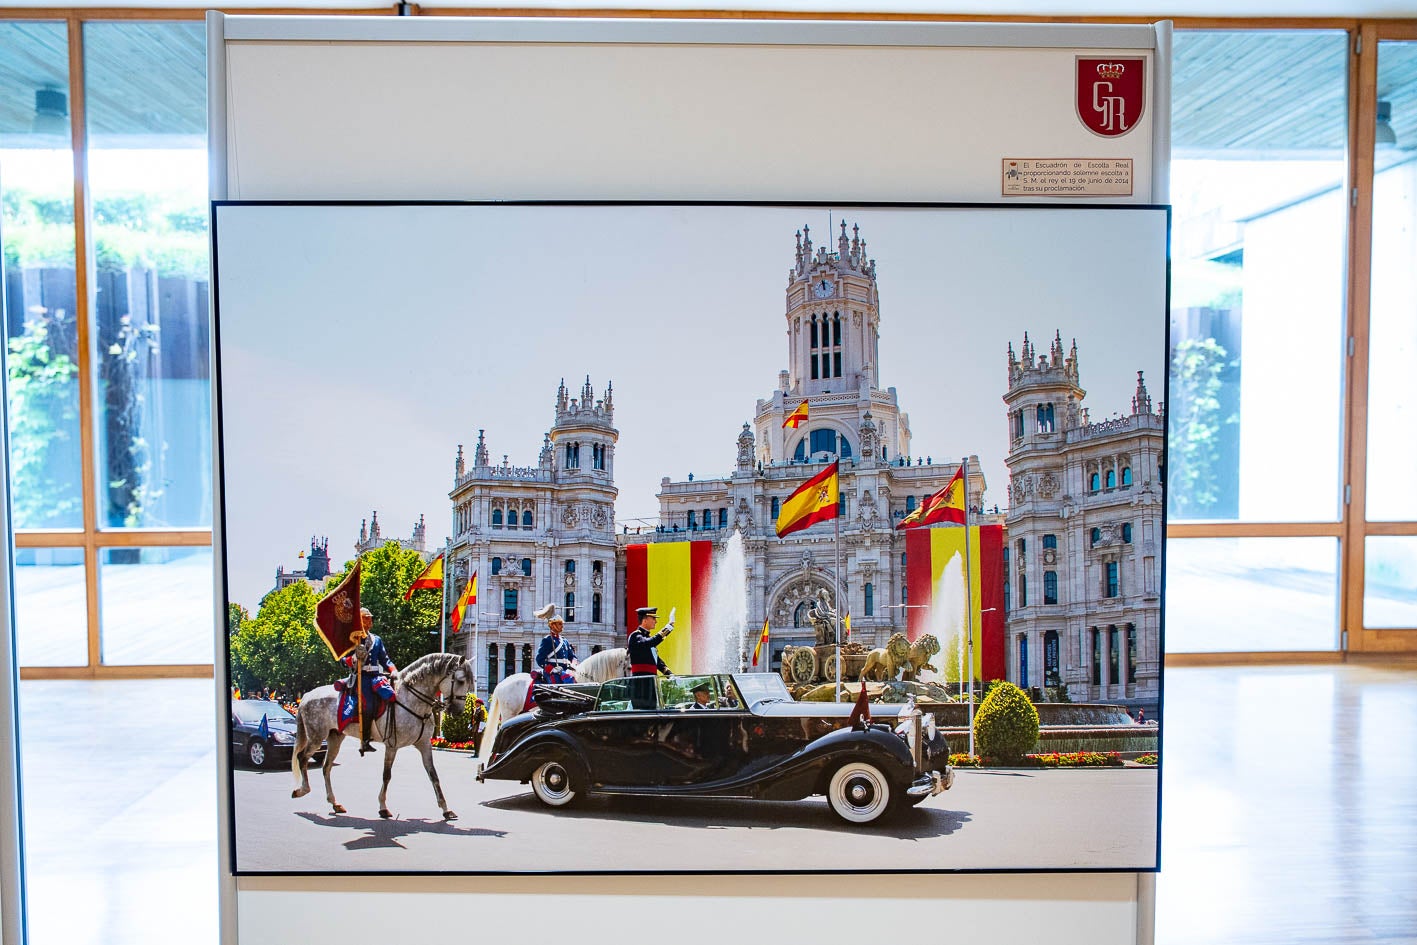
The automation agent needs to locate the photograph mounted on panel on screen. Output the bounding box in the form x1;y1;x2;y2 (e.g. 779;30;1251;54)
214;202;1167;874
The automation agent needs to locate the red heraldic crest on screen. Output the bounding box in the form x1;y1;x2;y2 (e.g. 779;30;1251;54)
1076;57;1146;138
314;559;362;660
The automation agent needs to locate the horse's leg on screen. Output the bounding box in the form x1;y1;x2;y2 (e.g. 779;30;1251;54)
323;731;347;814
291;712;312;798
416;740;455;821
378;742;396;819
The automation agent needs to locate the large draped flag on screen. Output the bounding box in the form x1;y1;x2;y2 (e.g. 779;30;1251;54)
751;618;770;667
904;525;1005;681
898;462;967;530
782;399;809;429
624;540;712;673
404;553;445;600
314;559;362;660
776;461;840;537
450;571;477;633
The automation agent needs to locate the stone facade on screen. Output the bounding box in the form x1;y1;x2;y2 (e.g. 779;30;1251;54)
1002;333;1163;714
447;378;622;692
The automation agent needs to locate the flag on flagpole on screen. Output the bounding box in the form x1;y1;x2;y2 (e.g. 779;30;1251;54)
782;399;809;429
775;461;840;538
897;462;968;530
256;714;270;741
751;618;770;667
450;572;478;633
314;559;362;660
843;611;852;642
404;553;445;601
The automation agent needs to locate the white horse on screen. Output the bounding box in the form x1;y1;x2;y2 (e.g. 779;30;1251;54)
478;647;628;759
291;652;474;821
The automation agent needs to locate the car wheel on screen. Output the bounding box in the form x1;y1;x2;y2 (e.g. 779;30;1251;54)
827;761;894;824
247;738;268;769
531;759;581;808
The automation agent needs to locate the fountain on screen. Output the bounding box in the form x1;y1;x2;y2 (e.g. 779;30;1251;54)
703;529;749;673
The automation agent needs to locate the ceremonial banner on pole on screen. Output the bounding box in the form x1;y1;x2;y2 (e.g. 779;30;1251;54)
450;572;477;633
624;540;712;673
904;526;1005;681
313;559;362;660
404;553;444;600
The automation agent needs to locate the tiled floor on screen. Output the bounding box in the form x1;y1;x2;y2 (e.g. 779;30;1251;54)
13;663;1417;945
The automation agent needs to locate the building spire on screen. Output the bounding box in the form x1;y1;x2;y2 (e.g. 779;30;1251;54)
455;443;465;478
475;429;489;467
838;219;850;261
1132;370;1153;415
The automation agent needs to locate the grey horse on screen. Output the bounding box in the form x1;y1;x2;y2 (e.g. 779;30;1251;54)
291;652;475;821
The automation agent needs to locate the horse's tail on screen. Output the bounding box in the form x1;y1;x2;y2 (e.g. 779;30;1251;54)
479;675;529;759
291;708;307;785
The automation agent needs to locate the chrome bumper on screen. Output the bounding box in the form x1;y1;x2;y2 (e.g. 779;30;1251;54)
906;767;954;797
475;763;485;783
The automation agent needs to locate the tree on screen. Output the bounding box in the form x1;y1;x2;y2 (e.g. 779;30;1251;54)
231;581;330;696
1169;337;1236;519
228;602;251;637
322;542;444;665
6;310;81;528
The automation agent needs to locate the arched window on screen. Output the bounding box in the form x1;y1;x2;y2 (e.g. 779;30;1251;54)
521;558;532;576
592;593;602;623
522;509;533;528
503;642;515;678
901;552;907;568
1089;472;1100;492
810;316;819;348
809;428;835;456
839;437;852;459
565;592;575;621
1043;534;1057;550
719;508;728;528
1003;579;1010;614
702;508;711;530
864;583;874;616
487;643;499;689
1122;523;1133;543
832;313;842;345
1090;527;1101;547
1106;469;1117;489
687;510;697;529
793;601;811;628
1108;626;1120;683
905;495;917;513
833;352;842;378
491;508;503;528
1121;466;1133;487
902;585;908;606
592;560;602;576
1044;570;1058;605
793;439;807;462
1126;624;1137;683
491;557;502;575
1018;573;1028;607
564;560;575;574
1090;629;1101;685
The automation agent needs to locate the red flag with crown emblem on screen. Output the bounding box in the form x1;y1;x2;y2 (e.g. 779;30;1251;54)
1077;57;1146;138
314;560;362;660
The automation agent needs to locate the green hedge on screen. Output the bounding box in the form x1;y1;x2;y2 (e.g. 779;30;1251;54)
973;681;1039;762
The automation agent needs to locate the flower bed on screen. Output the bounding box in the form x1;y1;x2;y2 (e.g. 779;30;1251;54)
430;737;477;752
1134;753;1158;766
948;751;1124;768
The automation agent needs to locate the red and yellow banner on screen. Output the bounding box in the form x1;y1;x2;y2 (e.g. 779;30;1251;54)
450;572;477;633
898;463;967;530
404;553;445;600
624;540;712;674
782;399;809;429
776;461;839;538
904;525;1005;681
751;618;770;666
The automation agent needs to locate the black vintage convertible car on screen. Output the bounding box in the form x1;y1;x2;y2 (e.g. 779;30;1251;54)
477;673;953;824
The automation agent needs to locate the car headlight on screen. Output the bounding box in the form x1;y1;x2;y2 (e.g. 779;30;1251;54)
272;731;294;744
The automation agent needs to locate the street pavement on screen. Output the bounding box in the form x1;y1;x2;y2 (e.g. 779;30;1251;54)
234;749;1157;872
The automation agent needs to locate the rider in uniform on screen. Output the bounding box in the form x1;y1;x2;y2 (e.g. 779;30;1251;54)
341;607;397;755
628;606;675;677
533;603;578;684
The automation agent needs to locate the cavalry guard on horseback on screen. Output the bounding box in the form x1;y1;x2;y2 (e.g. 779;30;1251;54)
334;607;398;755
533;603;578;684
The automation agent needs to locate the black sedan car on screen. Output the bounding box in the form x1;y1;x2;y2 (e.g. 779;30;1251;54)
477;673;953;824
230;699;299;769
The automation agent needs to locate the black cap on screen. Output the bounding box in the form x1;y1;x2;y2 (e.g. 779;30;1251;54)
635;607;658;619
691;682;712;693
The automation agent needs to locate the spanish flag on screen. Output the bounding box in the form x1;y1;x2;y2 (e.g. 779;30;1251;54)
625;541;712;673
751;618;770;666
782;399;809;429
843;611;852;642
450;572;477;633
898;463;967;530
776;461;839;538
904;525;1005;681
404;553;445;600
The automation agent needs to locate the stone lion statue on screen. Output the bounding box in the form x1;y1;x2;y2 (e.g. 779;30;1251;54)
904;633;942;680
859;632;910;682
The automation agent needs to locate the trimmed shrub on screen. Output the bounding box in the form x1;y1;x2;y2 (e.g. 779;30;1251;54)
973;681;1040;762
438;693;483;743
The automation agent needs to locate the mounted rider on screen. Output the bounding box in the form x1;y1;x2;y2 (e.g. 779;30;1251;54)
340;607;397;755
533;603;578;684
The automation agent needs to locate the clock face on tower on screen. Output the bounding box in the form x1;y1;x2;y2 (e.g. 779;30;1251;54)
813;279;836;299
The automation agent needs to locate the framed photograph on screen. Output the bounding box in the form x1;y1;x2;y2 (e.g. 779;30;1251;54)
215;201;1166;875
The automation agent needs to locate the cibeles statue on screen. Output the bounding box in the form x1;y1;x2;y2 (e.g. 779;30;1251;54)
807;589;841;647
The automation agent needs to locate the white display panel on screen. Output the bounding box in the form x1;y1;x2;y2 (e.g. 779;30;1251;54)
208;16;1168;945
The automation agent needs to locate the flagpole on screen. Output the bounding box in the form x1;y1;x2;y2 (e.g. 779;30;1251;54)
439;540;450;654
834;479;843;704
961;456;977;758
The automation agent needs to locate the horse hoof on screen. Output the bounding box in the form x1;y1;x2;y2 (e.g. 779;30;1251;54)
379;809;393;820
331;804;346;814
291;788;308;799
443;811;458;821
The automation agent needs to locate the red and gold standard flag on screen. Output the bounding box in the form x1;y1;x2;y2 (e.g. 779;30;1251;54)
314;559;362;660
775;461;839;538
782;399;809;429
450;572;477;633
897;462;968;530
403;553;445;601
751;618;771;667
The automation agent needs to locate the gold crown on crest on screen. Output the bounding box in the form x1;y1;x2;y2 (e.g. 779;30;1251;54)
1095;62;1126;79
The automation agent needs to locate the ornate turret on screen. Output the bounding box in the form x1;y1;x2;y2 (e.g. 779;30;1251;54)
368;511;381;542
412;513;426;548
359;518;368;544
1132;370;1153;416
539;433;554;468
736;422;755;472
1004;331;1087;447
455;444;466;479
474;429;490;467
305;536;330;581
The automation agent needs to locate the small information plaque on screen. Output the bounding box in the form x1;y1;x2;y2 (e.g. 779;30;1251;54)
1002;159;1134;197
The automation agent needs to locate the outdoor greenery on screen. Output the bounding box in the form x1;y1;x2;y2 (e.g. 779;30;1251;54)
1169;336;1237;518
973;680;1040;763
949;751;1125;768
229;542;444;695
5;310;81;528
3;188;207;277
438;693;484;744
1135;753;1158;766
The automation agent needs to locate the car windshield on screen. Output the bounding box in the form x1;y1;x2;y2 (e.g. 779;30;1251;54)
232;701;293;724
594;676;660;713
658;675;727;710
730;673;793;708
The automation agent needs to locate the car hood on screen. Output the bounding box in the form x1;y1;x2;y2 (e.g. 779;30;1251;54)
751;701;915;720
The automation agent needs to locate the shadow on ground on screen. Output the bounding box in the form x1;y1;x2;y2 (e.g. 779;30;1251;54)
294;810;508;851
